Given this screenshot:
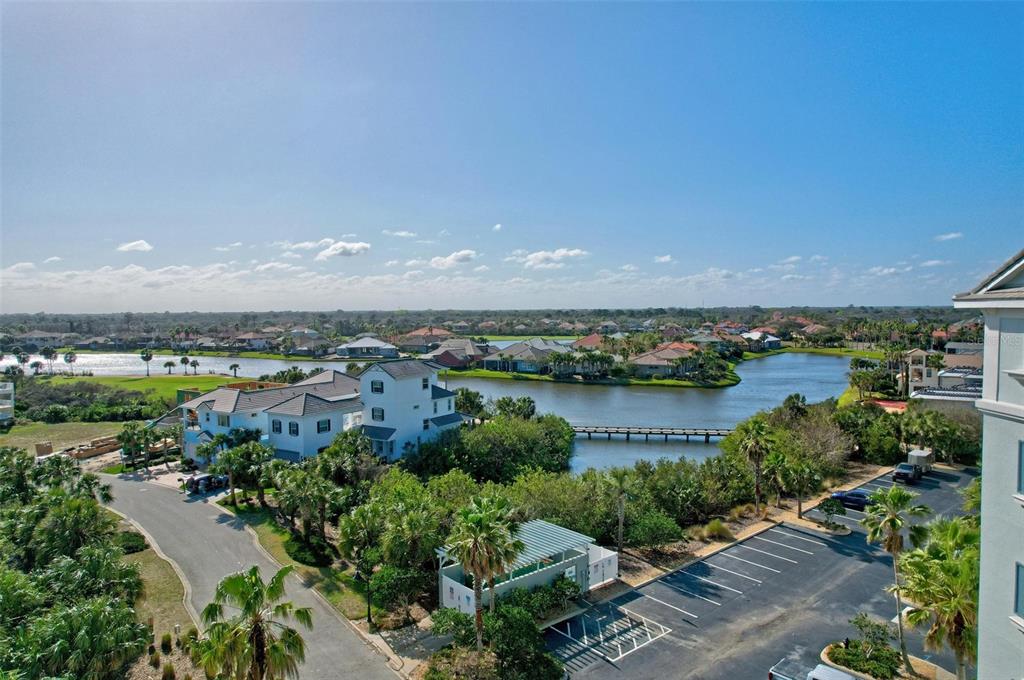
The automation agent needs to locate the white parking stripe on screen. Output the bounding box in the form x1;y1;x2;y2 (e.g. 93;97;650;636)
752;536;813;554
736;544;799;564
704;561;762;583
677;571;743;594
717;551;782;573
640;593;699;619
770;528;827;547
656;580;722;605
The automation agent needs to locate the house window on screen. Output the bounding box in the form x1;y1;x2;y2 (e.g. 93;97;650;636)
371;380;383;394
271;419;282;434
288;422;299;436
434;401;438;414
317;419;331;434
423;418;430;431
217;414;230;428
448;399;452;411
1017;563;1024;619
388;441;394;456
372;407;384;421
422;377;429;390
205;412;210;422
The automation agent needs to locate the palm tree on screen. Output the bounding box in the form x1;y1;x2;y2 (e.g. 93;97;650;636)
446;501;510;651
229;363;241;378
196;565;313;680
738;417;772;515
861;486;931;676
40;346;57;374
62;351;77;376
29;360;43;376
163;360;176;374
604;468;635;573
336;503;382;627
116;422;144;470
786;460;820;519
180;355;190;373
190;358;200;375
139;349;153;376
214;445;248;506
470;495;523;613
762;451;788;508
240;441;275;508
382;501;443;571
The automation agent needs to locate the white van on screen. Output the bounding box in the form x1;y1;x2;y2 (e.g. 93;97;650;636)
768;658;858;680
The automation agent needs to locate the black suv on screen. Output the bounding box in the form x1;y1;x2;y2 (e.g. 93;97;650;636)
892;463;923;485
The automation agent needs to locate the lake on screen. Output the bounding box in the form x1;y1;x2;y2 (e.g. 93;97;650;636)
2;350;848;472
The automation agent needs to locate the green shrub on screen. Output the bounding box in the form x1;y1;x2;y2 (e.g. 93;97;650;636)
283;535;336;567
162;662;176;680
703;518;734;541
160;632;173;654
116;530;148;555
149;651;161;668
828;640;900;679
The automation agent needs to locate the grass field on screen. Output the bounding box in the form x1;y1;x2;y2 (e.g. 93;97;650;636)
39;374;238;401
741;346;883;361
218;501;381;621
124;547;195;633
0;420;138;451
61;347;327;362
442;366;740;389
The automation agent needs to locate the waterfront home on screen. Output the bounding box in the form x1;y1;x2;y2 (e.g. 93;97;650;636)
438;519;617;614
741;331;782;352
234;331;276;350
0;382;14;425
73;336;114;350
359;359;461;460
572;333;607;351
952;247;1024;679
628;346;695;378
421;338;492;367
481;338;570;373
15;330;64;349
336;337;400;359
395;326;454;353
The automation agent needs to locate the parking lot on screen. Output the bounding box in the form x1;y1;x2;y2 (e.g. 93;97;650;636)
546;466;978;679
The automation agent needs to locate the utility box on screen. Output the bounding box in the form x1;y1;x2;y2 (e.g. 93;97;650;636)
908;448;935;473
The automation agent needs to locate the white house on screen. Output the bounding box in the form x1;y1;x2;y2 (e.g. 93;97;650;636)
0;382;14;425
235;332;276;351
336;337;400;359
740;331;782;351
358;360;462;460
953;248;1024;680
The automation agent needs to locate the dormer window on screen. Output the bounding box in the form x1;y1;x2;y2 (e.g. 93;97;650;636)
422;377;429;390
371;380;384;394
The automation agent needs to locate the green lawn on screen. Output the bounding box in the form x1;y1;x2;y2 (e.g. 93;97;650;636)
782;346;885;360
217;501;381;621
124;547;195;633
442;367;740;389
39;374;238;401
61;347;330;362
0;420;138;451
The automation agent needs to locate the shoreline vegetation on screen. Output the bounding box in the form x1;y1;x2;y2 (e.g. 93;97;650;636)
442;366;741;389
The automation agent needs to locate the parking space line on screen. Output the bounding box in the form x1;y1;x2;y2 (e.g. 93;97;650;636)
656;579;722;605
717;551;782;573
736;544;799;564
704;561;763;583
549;623;612;662
639;593;699;619
752;536;813;554
676;570;743;594
770;528;826;547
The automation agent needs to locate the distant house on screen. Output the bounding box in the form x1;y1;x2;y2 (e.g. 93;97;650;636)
800;323;828;335
438;519;616;614
596;321;619;334
478;321;499;332
481;338;569;373
0;382;14;425
715;321;747;335
741;331;782;352
902;348;942;393
421;338;492;368
235;331;276;350
288;333;332;356
749;326;778;335
16;330;64;348
572;333;606;351
74;336;113;350
943;341;983;369
395;326;455;353
448;321;471;332
659;324;686;340
336;337;400;359
628;346;695;378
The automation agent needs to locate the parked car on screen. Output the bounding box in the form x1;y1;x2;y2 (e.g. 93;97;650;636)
892;463;923;485
183;473;227;495
829;489;875;511
769;658;857;680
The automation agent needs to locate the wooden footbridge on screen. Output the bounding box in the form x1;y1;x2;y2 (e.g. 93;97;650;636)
571;425;734;443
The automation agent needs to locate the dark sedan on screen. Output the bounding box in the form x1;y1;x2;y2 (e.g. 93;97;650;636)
830;489;876;511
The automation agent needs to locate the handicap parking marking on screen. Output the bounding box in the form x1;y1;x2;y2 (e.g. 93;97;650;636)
735;543;799;564
715;551;782;573
751;535;813;555
675;570;743;594
652;579;723;606
769;528;827;547
703;561;763;583
553;604;675;665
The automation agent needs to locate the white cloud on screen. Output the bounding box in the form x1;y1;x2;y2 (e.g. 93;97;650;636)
654;255;674;264
313;241;371;261
116;239;153;252
254;261;304;273
920;259;951;267
507;248;589;270
779;255;802;264
493;224;502;232
4;262;36;272
781;274;811;281
416;239;437;245
382;230;417;238
809;255;828;263
273;238;335;251
43;256;62;263
430;249;477;269
473;265;490;272
935;232;963;241
280;251;302;260
620;264;638;271
438;229;451;238
213;241;243;252
868;266;899;276
405;258;427;267
385;260;400;267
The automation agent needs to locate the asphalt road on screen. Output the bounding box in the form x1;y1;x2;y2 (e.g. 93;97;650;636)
547;467;978;679
104;475;396;680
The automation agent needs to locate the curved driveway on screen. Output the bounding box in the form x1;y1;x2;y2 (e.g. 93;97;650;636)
104;475;395;680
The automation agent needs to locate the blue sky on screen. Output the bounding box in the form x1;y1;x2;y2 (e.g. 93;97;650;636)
2;2;1021;312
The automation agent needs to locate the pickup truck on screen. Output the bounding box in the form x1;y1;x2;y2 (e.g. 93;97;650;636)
892;462;923;485
768;658;857;680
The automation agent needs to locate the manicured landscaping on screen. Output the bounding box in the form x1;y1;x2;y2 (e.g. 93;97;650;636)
216;500;382;621
38;375;238;401
123;547;195;633
742;346;884;361
442;366;740;388
0;419;137;451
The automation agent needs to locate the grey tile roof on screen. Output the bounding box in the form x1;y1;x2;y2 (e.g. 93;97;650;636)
340;337;398;349
362;425;396;440
265;393;347;417
432;385;456;399
370;359;442;379
430;412;462;426
179;370;359;414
